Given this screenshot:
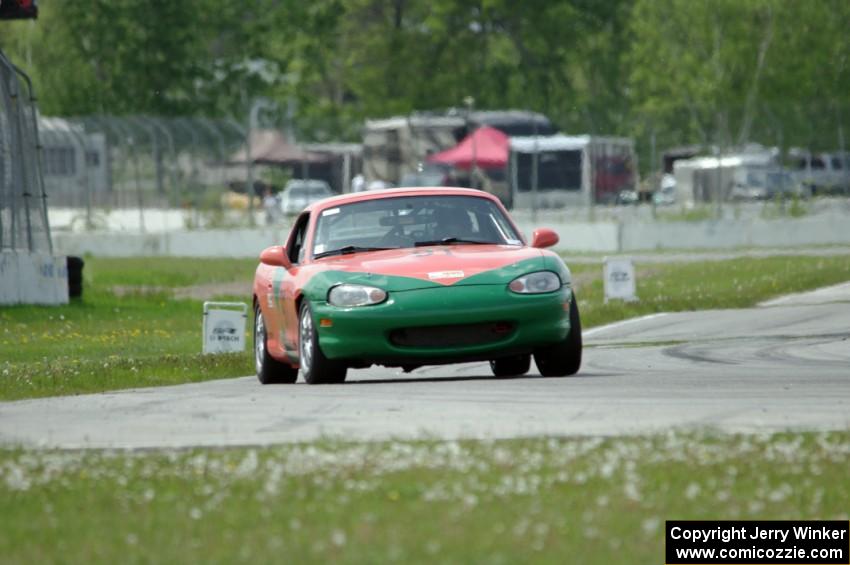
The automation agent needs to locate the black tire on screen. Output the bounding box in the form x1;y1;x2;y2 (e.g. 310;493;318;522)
254;303;298;384
534;295;582;377
299;302;347;384
67;256;84;298
489;354;531;377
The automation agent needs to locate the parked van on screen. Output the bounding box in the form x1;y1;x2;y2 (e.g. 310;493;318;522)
729;166;804;200
789;149;850;195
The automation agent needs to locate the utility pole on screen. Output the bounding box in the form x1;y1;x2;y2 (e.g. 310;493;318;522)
838;105;848;196
531;118;539;223
464;96;477;189
246;98;276;225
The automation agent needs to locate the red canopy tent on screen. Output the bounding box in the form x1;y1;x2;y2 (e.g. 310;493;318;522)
427;126;509;170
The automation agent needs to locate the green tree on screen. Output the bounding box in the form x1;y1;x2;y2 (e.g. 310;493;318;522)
628;0;850;158
4;0;848;159
1;0;238;116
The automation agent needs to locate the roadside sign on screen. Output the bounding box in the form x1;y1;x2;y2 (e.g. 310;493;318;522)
603;257;638;303
203;302;248;354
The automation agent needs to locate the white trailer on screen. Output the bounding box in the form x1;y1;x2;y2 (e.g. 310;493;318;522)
673;148;779;206
39;117;110;206
362;110;556;186
362;115;463;185
508;135;637;208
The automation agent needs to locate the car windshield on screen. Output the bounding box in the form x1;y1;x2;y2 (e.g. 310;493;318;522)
312;195;522;258
287;180;330;194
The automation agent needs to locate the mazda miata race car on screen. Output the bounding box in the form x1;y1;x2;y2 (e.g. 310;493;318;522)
252;187;581;384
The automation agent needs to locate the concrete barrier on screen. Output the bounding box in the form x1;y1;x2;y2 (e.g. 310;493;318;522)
514;221;620;253
168;229;289;257
0;251;69;305
49;214;850;258
621;221;747;250
0;252;17;304
54;228;289;259
620;213;850;251
749;214;850;247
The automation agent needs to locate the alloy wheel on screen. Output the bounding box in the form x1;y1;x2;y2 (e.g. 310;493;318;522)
299;308;313;374
255;309;266;374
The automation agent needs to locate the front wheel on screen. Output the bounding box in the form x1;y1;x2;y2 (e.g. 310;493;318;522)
254;303;298;384
534;295;582;377
299;302;347;384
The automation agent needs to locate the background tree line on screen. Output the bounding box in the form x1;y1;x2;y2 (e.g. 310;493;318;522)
2;0;849;163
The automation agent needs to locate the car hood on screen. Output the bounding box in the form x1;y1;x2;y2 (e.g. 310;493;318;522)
307;245;546;292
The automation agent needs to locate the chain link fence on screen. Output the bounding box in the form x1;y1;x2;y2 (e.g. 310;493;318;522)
41;116;251;225
27;100;850;233
43;113;367;231
0;48;51;252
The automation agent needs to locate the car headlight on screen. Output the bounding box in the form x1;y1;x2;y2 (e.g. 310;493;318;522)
508;271;561;294
328;284;387;307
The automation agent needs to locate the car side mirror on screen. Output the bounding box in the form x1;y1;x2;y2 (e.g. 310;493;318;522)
259;245;292;269
531;228;559;249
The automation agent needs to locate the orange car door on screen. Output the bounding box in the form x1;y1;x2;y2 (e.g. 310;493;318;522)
279;213;310;361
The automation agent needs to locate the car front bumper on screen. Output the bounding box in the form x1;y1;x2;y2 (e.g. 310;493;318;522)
311;284;573;364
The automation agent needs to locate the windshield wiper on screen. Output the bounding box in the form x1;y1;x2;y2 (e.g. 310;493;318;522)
414;237;492;247
314;245;397;259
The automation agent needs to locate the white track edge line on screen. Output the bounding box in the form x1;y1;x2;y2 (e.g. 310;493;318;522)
758;281;850;307
583;312;669;338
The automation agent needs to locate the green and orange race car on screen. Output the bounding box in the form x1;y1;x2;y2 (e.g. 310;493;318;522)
252;187;581;384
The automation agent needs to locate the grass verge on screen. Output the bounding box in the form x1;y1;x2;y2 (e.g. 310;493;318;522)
1;257;256;400
1;254;849;400
572;254;850;329
1;432;847;564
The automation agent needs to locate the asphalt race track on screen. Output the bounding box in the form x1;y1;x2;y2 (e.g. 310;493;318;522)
2;284;849;449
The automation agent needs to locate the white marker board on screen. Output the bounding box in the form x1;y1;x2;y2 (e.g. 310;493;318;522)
203;302;248;354
603;257;638;303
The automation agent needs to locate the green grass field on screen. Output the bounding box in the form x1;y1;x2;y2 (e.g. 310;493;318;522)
1;432;848;564
2;254;849;564
1;254;849;400
1;257;257;400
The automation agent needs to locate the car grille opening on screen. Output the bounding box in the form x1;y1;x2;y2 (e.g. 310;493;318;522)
389;321;515;348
